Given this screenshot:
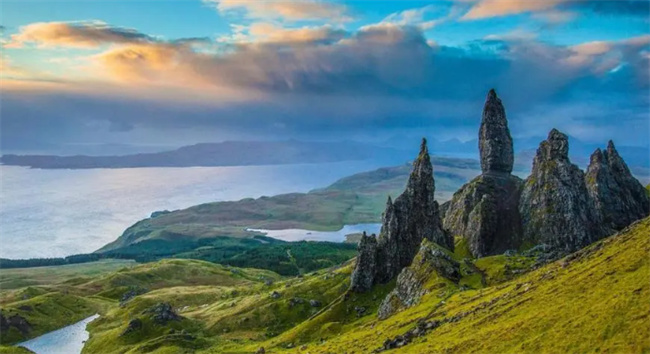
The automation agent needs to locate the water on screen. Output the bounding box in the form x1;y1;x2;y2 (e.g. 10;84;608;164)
18;314;99;354
248;223;382;242
0;161;388;259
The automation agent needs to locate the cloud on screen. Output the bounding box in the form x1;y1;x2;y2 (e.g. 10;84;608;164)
238;23;347;45
0;55;55;80
6;21;152;48
461;0;565;20
3;21;649;150
563;35;650;76
531;9;578;25
460;0;650;21
379;3;464;31
204;0;351;21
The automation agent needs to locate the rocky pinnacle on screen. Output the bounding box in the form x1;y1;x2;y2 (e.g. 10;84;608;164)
479;89;514;174
443;89;522;257
585;141;650;231
519;129;603;252
350;138;450;292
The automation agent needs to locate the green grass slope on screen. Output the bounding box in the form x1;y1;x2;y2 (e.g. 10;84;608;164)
83;263;354;353
0;259;136;291
0;259;280;346
262;217;650;354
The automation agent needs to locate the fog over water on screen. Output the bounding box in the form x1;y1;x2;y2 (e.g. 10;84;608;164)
0;161;389;259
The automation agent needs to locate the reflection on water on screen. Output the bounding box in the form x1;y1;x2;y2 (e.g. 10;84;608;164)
18;314;99;354
248;223;382;242
0;161;388;259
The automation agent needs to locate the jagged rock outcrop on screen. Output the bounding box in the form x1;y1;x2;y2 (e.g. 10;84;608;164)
143;303;182;324
585;141;650;231
377;240;460;319
443;90;522;257
0;311;32;336
350;139;451;292
349;232;377;292
479;89;514;174
519;129;606;252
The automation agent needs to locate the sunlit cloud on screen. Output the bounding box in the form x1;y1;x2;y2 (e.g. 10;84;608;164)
204;0;351;22
461;0;565;20
6;21;152;48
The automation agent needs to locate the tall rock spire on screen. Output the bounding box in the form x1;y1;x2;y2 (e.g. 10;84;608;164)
350;138;450;292
585;141;650;231
479;89;514;174
443;89;522;257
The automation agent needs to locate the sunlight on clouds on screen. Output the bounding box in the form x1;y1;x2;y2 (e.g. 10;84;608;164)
461;0;566;20
204;0;351;21
246;23;346;44
6;21;151;49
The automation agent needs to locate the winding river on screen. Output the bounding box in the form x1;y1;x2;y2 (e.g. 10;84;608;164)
18;314;99;354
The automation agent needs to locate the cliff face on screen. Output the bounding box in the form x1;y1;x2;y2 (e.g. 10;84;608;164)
585;141;650;232
519;129;605;252
350;139;451;292
443;90;523;257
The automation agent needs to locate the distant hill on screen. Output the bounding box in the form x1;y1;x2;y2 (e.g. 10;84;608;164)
96;156;482;253
0;140;408;169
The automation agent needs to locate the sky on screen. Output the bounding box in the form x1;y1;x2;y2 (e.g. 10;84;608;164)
1;0;649;153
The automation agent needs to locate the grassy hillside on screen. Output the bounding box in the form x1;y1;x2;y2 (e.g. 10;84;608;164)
0;259;280;346
2;218;647;352
0;260;136;291
76;218;649;353
262;217;650;354
98;159;480;252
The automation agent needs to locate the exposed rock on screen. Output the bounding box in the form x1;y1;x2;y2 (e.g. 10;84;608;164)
255;347;266;354
354;306;367;317
479;89;514;174
121;318;143;336
120;286;149;306
309;299;322;307
0;311;32;336
288;297;305;308
443;90;522;257
150;210;171;218
378;240;460;320
443;173;522;257
519;129;605;252
270;291;282;299
585;141;650;232
143;303;182;324
350;139;451;292
349;232;378;292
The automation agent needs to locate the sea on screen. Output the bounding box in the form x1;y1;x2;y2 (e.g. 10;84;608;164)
0;161;390;259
